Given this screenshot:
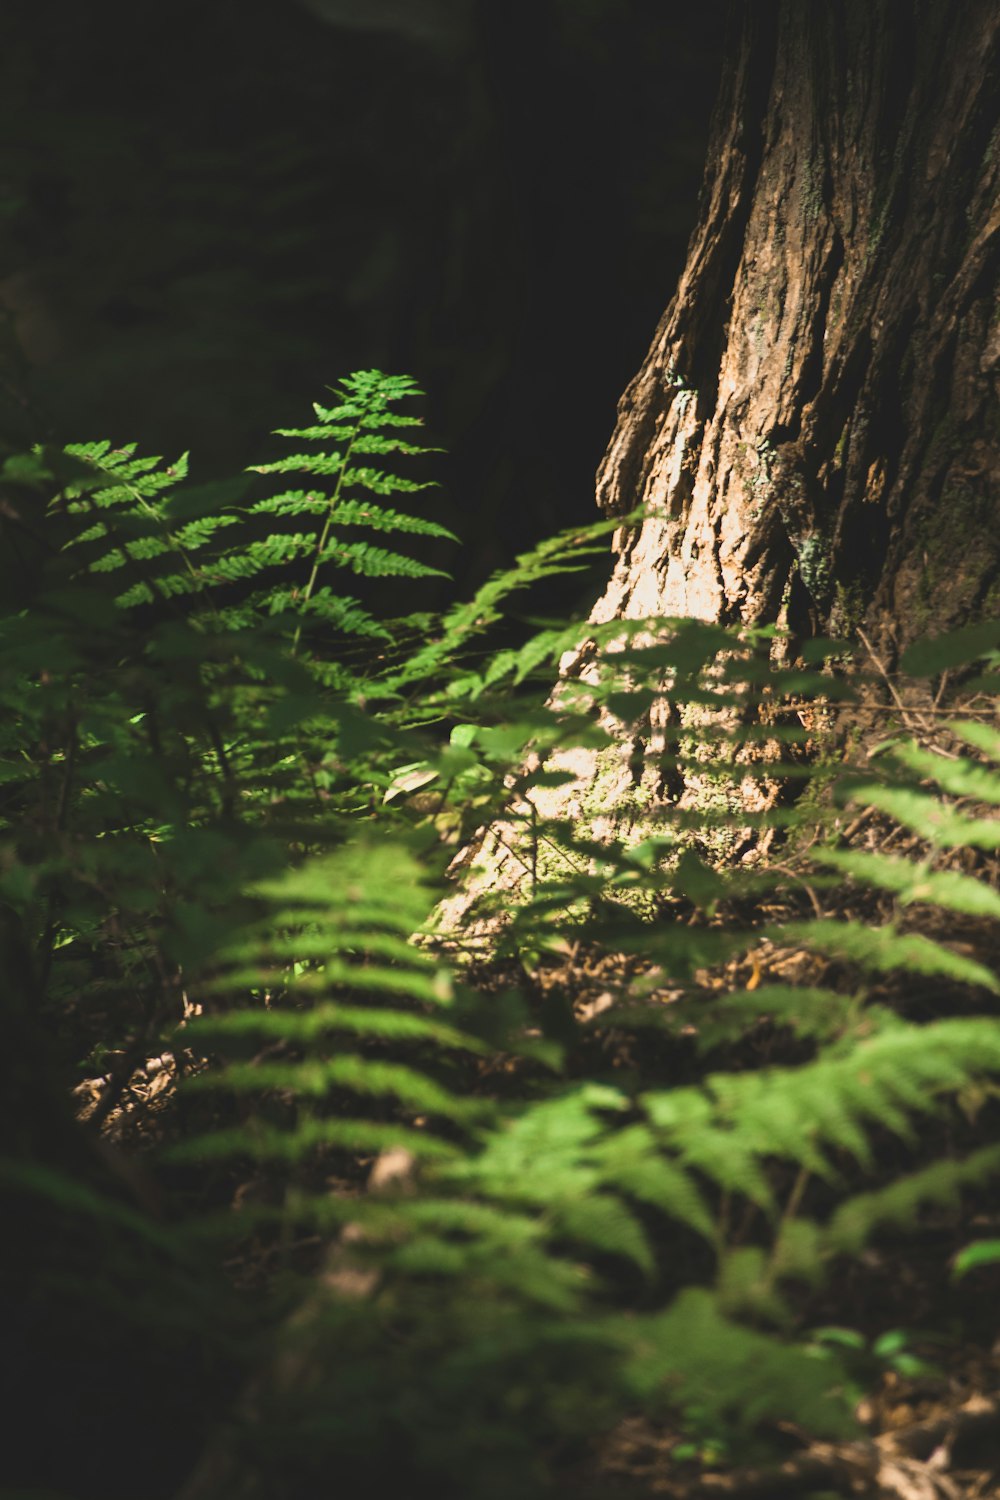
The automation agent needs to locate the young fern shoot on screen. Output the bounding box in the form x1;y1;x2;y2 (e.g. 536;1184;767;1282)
236;370;456;658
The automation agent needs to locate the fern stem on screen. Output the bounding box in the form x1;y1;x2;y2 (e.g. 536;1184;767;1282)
111;464;226;628
291;424;361;656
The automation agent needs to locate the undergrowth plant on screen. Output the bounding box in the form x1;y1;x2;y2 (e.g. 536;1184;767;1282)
2;371;999;1498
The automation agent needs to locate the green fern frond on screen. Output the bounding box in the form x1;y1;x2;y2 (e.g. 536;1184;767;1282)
444;1087;626;1206
553;1193;655;1276
186;1002;490;1053
186;1056;487;1124
168;1117;463;1164
827;1143;1000;1253
889;739;1000;804
322;540;448;580
205;961;451;1007
327;496;453;536
60;442;189;506
248;491;453;539
815;848;1000;920
14;376;1000;1486
261;588;391;638
689;984;868;1049
587;1125;717;1242
716;1246;792;1327
623;1288;857;1439
50;442;218;609
209;371;451;651
247;490;331;516
704;1020;1000;1166
383;515;632;691
949;720;1000;763
251;451;349;477
249;843;435;927
846;784;1000;850
775;918;998;992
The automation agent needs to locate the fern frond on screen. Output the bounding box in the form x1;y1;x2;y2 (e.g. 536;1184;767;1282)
701;1020;1000;1168
383;515;633;690
186;1056;488;1124
688;984;868;1049
248;491;453;539
827;1143;1000;1253
623;1288;857;1439
187;1002;490;1053
774;918;998;992
322;540;448;580
949;720;1000;763
889;740;1000;804
52;442;216;609
815;848;1000;920
554;1193;655;1275
262;588;391;639
845;785;1000;850
223;371;450;652
587;1125;717;1242
168;1117;463;1164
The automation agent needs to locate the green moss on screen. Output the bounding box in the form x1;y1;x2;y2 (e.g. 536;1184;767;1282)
797;533;833;601
578;744;631;826
829;283;844;331
830;579;865;639
867;198;891;262
833;424;849;469
578;744;667;841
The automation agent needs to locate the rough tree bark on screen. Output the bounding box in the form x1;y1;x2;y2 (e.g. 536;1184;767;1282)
595;0;999;645
444;0;1000;920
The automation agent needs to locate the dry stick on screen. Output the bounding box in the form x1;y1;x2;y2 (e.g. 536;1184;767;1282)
768;862;825;919
837;805;877;844
856;627;935;738
933;668;951;711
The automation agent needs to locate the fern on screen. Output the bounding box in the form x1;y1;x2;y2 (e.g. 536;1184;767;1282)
773;918;998;992
828;1144;1000;1254
814;847;1000;919
621;1287;859;1439
234;370;454;651
54;440;235;608
169;840;495;1176
6;375;1000;1496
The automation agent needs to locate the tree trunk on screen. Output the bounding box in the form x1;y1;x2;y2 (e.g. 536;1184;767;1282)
442;0;1000;925
594;0;999;654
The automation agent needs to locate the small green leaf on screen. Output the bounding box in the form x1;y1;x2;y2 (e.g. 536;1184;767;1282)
901;619;1000;675
952;1239;1000;1279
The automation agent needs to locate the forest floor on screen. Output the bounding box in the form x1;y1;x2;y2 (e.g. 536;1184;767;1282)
64;825;1000;1500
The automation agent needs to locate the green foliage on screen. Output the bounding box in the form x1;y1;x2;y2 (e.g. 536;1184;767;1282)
3;371;999;1497
952;1238;1000;1278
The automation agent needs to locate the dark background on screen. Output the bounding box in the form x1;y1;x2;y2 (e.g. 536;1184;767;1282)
1;0;725;606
